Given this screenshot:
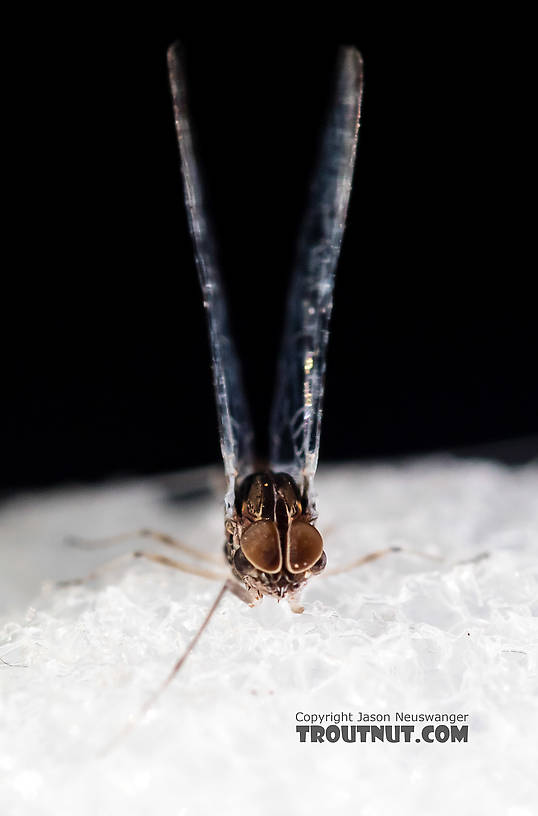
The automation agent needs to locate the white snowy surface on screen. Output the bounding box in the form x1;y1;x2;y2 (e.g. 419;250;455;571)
1;459;537;816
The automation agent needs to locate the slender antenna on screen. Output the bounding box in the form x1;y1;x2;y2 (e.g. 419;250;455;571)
99;581;230;755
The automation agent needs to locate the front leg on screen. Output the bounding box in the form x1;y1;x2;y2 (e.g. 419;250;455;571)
57;550;227;588
324;546;442;576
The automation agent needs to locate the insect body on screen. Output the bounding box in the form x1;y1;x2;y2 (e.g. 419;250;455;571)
167;42;363;614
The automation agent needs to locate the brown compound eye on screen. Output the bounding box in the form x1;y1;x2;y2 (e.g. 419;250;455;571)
286;521;324;574
240;521;282;574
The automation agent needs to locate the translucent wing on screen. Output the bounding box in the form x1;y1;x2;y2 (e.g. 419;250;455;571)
168;43;254;515
269;47;363;507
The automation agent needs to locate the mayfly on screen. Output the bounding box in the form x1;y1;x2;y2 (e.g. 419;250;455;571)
165;41;363;616
63;42;389;740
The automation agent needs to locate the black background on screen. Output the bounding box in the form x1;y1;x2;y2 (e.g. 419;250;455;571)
2;12;536;491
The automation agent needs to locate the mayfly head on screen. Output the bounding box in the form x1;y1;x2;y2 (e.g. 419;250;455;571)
225;471;327;606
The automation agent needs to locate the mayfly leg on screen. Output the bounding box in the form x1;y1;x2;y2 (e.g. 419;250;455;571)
66;528;223;565
57;551;228;588
99;579;253;756
324;546;443;577
323;545;489;577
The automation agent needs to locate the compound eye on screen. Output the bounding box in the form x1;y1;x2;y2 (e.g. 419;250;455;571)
241;521;282;574
287;521;324;574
